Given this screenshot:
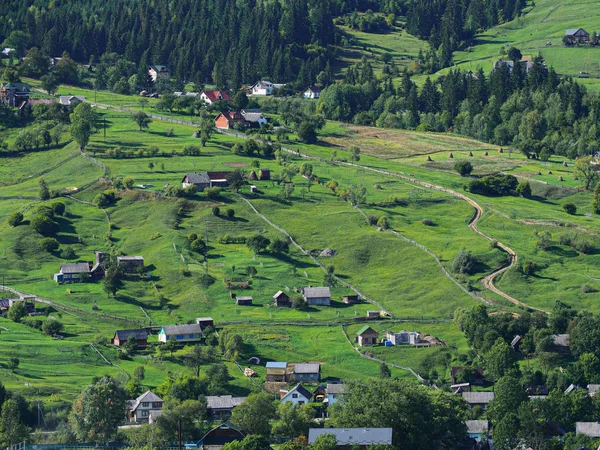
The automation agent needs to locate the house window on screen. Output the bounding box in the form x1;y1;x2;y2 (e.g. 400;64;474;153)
141;410;149;417
292;394;298;398
153;402;163;408
176;335;184;340
189;334;195;339
298;401;305;405
142;402;149;407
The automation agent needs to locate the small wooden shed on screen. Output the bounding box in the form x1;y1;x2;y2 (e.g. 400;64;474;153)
236;296;253;306
356;325;378;347
273;290;291;307
343;294;359;304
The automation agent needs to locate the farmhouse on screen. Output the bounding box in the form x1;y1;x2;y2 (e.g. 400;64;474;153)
59;95;85;106
462;392;494;410
386;330;421;345
148;65;169;81
0;82;31;107
465;420;489;442
236;296;253;306
326;383;346;406
117;256;144;273
565;28;590;44
258;168;271;180
291;363;320;382
182;172;230;190
308;428;393;446
158;324;203;343
215;111;247;129
551;333;570;354
302;287;331;306
273;290;291;307
196;317;214;329
241;109;268;127
206;395;247;419
197;423;245;448
53;262;91;283
200;90;231;104
356;325;378;347
280;384;312;406
304;85;322;99
266;361;288;382
126;390;164;423
250;80;274;96
112;329;148;347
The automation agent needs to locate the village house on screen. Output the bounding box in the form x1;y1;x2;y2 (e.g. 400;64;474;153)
302;287;331;306
241;109;268;127
266;361;288;382
326;383;346;406
182;172;230;190
308;428;393;446
386;330;421;345
343;294;359;304
236;296;253;306
158;324;203;343
0;82;31;107
451;383;471;394
258;168;271;180
291;363;320;383
200;90;231;104
304;85;322;99
576;422;600;438
356;325;378;347
451;366;485;385
551;333;570;354
215;111;247;129
565;28;590;44
126;390;164;423
197;423;245;448
280;384;312;406
250;80;274;96
53;262;91;283
206;395;247;420
366;310;380;319
196;317;214;329
148;65;169;81
0;298;34;314
273;290;291;307
465;420;488;443
462;392;494;410
58;95;85;106
112;329;148;347
117;256;144;273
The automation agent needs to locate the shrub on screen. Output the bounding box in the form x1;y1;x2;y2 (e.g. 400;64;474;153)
377;216;389;230
8;357;19;370
165;185;183;197
582;284;596;293
212;206;220;216
30;214;59;235
199;273;215;286
187;233;198;242
183;185;197;197
7;302;26;322
454;161;473;177
61;247;76;259
292;296;306;309
516;181;532;198
521;261;537;276
366;215;379;226
205;187;222;200
452;250;477;275
562;203;577;215
93;190;117;207
467;174;518;196
123;177;135;189
40;238;60;252
7;212;23;227
42;318;64;335
422;218;435;226
52;202;66;215
190;239;207;254
226;208;235;218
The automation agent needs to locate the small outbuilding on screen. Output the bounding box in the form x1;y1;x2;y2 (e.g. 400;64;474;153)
273;290;291;307
113;329;148;347
356;325;378;347
343;294;359;304
302;287;331;306
195;317;214;329
258;168;271;180
236;296;253;306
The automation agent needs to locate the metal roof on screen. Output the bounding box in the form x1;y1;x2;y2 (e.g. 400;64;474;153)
128;390;163;411
462;392;494;404
293;363;320;374
282;384;312;402
114;329;148;341
60;263;90;274
465;420;488;434
183;173;211;185
356;325;377;336
303;287;331;298
161;324;202;335
576;422;600;437
266;361;287;369
326;383;346;394
117;256;144;261
308;428;393;445
206;395;247;410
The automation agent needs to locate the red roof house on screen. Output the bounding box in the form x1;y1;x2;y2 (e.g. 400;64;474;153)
215;111;247;129
201;90;232;104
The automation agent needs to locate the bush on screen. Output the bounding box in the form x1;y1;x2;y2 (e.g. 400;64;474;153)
562;203;577;215
190;239;207;254
226;208;235;218
454;161;473;177
30;214;59;235
52;202;66;215
93;190;117;207
7;302;26;322
212;206;220;216
366;215;379;226
377;216;389;230
42;318;64;335
422;218;435;226
40;237;60;252
516;181;532;198
205;187;222;200
165;185;183;197
183;185;197;197
452;250;477;275
187;233;198;242
521;261;537;276
467;174;518;196
123;177;135;189
61;247;76;259
292;296;307;309
199;273;215;286
7;212;23;227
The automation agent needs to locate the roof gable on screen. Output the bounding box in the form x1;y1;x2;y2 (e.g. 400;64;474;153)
356;325;377;336
282;384;312;401
161;324;202;335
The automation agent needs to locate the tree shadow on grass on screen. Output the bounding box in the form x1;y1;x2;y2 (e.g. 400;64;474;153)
115;293;174;311
273;253;318;270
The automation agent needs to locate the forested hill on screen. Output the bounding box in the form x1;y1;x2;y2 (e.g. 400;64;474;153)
0;0;524;87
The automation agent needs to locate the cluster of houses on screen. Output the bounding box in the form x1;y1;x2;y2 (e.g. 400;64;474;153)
53;251;144;283
112;317;215;347
355;326;441;348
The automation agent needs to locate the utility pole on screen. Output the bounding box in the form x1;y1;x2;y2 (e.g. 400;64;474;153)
178;417;182;450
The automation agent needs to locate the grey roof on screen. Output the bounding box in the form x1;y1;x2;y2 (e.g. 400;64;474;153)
60;263;90;274
465;420;488;434
236;296;253;301
566;28;588;35
206;395;247;410
588;384;600;395
283;384;312;401
150;65;168;72
308;428;393;445
576;422;600;437
511;335;522;347
293;363;320;374
462;392;494;404
552;334;569;347
115;329;148;341
128;390;163;411
326;383;346;394
117;256;144;261
303;287;331;298
196;317;214;323
241;110;265;123
266;361;287;369
161;324;202;335
273;290;288;299
59;95;85;105
183;173;211;185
